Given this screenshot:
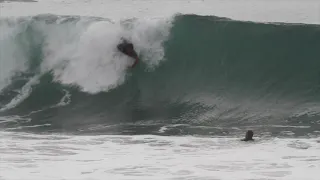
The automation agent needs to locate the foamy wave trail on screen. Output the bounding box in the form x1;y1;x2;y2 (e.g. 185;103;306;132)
0;14;320;137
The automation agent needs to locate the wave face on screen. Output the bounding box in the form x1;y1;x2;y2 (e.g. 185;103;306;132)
1;14;320;136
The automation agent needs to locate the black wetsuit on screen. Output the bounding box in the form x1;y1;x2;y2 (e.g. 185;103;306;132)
241;130;254;141
117;41;133;53
117;39;139;67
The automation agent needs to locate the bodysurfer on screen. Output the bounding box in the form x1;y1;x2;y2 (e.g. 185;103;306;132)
241;130;254;141
117;39;139;68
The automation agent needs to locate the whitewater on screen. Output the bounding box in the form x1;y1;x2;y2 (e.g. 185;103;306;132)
1;0;320;180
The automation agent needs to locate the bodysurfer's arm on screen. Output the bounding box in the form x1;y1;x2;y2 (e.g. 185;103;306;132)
131;57;139;68
129;50;139;68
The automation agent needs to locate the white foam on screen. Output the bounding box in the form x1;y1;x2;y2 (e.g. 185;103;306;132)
55;89;71;107
0;13;171;95
39;17;171;93
0;19;29;92
0;132;319;180
5;123;51;130
0;75;40;112
0;115;31;124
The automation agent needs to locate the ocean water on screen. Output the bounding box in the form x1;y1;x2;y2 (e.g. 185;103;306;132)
1;0;320;179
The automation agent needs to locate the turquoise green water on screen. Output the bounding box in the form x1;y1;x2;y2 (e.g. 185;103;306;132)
0;14;320;136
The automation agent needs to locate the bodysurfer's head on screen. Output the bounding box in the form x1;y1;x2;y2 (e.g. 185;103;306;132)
117;39;139;68
241;130;254;141
124;43;136;57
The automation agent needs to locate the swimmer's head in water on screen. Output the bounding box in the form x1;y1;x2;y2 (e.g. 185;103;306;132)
245;130;253;140
241;130;254;141
246;130;253;139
